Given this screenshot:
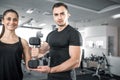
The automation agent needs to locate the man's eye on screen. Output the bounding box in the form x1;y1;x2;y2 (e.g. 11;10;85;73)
61;13;65;15
54;14;58;16
7;18;11;21
13;18;18;21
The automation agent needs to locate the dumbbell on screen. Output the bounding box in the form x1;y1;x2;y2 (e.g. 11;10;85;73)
28;37;41;68
28;37;50;68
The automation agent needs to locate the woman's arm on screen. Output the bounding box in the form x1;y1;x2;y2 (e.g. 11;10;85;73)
21;38;31;70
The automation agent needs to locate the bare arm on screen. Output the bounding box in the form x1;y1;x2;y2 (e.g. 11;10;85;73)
50;45;81;73
21;38;31;69
32;44;81;73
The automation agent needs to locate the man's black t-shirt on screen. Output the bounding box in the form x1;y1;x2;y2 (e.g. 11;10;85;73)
46;25;82;80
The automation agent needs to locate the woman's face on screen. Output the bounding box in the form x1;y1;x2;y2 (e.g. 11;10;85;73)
2;12;18;31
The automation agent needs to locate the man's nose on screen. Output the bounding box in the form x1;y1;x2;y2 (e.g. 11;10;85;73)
58;15;62;19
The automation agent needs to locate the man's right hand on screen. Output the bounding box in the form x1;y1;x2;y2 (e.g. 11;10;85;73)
31;48;40;58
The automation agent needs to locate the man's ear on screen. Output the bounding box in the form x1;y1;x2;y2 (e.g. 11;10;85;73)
68;13;71;18
68;13;71;17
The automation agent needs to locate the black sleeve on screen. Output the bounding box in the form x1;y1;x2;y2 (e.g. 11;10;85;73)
46;35;49;43
69;30;83;46
79;32;83;46
46;32;51;43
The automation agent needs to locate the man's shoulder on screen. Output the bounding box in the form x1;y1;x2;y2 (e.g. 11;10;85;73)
67;25;79;33
47;30;56;36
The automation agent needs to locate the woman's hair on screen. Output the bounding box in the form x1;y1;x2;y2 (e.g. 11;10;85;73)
0;9;19;38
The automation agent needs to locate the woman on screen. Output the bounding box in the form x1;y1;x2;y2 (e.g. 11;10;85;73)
0;9;31;80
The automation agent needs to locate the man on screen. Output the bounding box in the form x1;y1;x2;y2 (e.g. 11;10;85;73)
32;2;82;80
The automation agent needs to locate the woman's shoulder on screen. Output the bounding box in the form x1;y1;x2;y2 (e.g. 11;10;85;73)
20;37;29;46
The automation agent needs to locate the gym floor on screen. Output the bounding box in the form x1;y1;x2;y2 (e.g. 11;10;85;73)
22;66;120;80
75;68;120;80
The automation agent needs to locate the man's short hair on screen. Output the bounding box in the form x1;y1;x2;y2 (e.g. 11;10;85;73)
52;2;69;11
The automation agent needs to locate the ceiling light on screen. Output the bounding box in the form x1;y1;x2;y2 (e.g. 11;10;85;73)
42;11;52;15
112;14;120;19
26;8;35;14
39;23;46;27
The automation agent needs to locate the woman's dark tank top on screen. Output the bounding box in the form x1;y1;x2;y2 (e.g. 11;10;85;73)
0;37;23;80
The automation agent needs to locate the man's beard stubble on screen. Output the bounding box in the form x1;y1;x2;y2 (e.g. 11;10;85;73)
58;23;66;27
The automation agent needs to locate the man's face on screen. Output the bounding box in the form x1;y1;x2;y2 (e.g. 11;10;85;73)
52;6;70;27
